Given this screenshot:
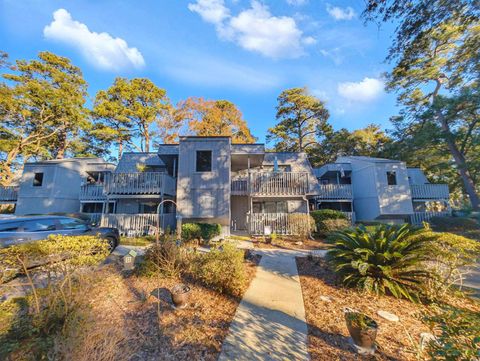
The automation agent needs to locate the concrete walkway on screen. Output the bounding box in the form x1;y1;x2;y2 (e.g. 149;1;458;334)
219;249;318;361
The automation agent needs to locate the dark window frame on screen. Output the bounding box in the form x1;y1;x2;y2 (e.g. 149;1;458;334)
33;172;44;187
196;150;212;172
387;171;397;186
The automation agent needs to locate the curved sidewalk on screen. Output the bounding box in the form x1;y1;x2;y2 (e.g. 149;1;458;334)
219;249;324;361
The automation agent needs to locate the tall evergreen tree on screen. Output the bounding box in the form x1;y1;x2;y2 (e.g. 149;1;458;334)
267;87;331;153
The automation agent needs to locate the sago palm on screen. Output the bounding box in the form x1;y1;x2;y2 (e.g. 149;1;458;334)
326;224;432;302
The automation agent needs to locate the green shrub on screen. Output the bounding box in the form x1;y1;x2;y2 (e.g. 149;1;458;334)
311;209;347;222
181;223;221;241
319;218;351;235
181;223;202;241
199;223;222;240
410;230;480;299
311;210;349;235
190;243;246;296
429;216;479;233
422;304;480;360
327;224;431;301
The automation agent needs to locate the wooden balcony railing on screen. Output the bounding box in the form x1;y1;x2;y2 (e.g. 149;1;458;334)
248;212;313;235
231;178;248;195
231;172;309;196
410;184;449;199
79;184;105;201
0;186;18;202
316;184;352;199
410;211;450;225
100;213;176;236
104;172;176;196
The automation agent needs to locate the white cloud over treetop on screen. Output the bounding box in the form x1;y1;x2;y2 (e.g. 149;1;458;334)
44;9;145;71
326;4;356;20
188;0;313;59
337;77;384;102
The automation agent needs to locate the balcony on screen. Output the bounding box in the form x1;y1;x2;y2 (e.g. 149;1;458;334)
316;184;352;199
104;172;176;197
0;186;18;202
410;184;449;200
80;184;105;201
231;172;309;196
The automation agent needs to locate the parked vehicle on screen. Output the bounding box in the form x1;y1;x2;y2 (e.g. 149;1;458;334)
0;215;120;250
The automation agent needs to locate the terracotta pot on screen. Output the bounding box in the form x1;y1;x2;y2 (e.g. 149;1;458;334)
344;311;378;351
170;284;190;309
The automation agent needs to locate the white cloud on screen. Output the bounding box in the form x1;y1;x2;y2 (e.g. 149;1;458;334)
189;0;310;58
326;4;356;20
286;0;308;5
44;9;145;71
187;0;230;24
337;77;384;102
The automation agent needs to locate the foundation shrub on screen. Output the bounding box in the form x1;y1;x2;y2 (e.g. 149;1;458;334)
190;243;246;297
320;218;351;235
199;223;222;240
181;223;202;241
311;209;349;235
181;223;221;241
429;216;479;233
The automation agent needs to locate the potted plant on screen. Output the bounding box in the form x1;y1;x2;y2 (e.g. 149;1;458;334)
170;284;191;309
344;309;378;354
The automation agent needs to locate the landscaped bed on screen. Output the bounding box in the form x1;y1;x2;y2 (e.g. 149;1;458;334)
297;257;480;361
0;236;260;361
252;236;332;250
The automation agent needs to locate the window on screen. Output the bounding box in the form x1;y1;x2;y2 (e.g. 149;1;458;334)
0;221;23;232
58;218;88;230
196;150;212;172
33;172;44;187
23;219;56;232
81;202;114;213
139;202;159;214
387;171;397;185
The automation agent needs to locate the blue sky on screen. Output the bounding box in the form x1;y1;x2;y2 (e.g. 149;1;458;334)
0;0;399;144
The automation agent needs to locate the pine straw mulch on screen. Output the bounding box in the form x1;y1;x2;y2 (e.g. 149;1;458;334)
253;236;332;250
296;257;480;361
107;254;261;361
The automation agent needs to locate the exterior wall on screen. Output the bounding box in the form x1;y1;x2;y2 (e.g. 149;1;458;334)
347;160;380;221
407;168;429;185
16;162;83;215
231;195;248;230
374;162;413;217
176;137;231;230
15;158;113;215
337;157;414;221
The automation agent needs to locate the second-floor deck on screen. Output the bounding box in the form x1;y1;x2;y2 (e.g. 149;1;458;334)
410;184;449;200
0;186;18;202
315;184;352;199
231;172;309;196
80;172;177;200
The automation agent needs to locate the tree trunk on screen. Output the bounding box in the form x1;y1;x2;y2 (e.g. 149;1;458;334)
145;133;150;153
118;141;123;160
56;132;67;159
439;113;480;210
